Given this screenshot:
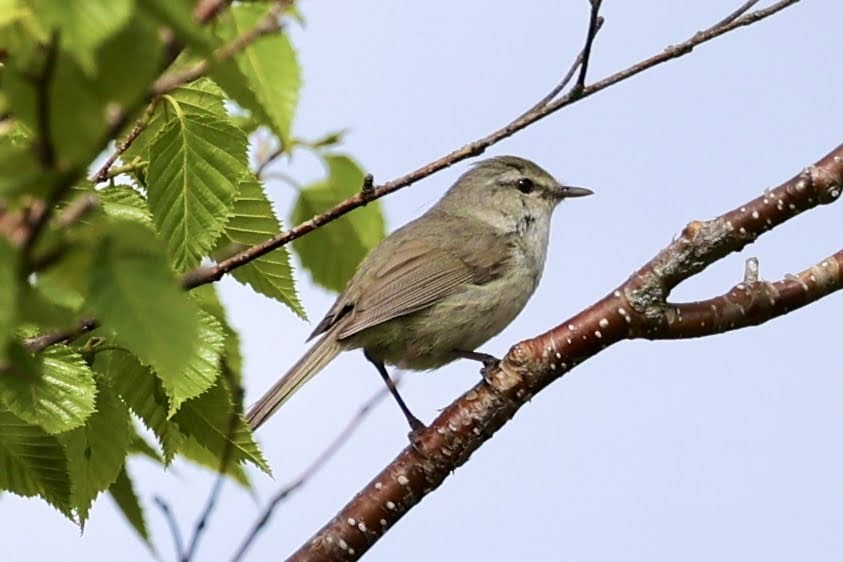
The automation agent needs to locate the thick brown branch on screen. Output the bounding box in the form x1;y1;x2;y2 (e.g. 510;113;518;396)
284;142;842;562
660;252;843;339
181;0;800;291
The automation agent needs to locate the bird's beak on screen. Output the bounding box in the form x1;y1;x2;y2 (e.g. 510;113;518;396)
559;185;594;198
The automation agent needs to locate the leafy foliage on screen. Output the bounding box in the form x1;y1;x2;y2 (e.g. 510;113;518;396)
217;177;304;317
292;155;386;291
0;0;383;545
146;104;248;270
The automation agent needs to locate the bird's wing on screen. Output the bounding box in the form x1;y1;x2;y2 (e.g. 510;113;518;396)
308;218;510;341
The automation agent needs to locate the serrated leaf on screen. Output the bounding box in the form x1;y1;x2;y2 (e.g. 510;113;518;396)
121;77;229;167
128;433;163;464
146;105;248;270
96;350;182;463
88;220;201;389
58;382;132;526
158;308;225;416
108;465;152;545
214;3;300;144
173;379;269;474
0;238;19;359
26;0;134;74
98;185;153;226
0;407;71;514
191;284;243;383
216;178;303;317
0;344;97;434
176;435;251;488
291;155;386;292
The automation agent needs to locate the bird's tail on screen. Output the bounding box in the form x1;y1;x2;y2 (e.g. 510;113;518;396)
246;335;342;430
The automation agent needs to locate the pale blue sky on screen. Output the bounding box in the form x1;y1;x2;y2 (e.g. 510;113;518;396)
5;1;843;561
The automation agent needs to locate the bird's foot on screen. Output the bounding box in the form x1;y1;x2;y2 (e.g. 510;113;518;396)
455;350;502;386
406;415;427;452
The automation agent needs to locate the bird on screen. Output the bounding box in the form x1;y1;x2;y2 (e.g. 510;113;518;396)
246;155;592;433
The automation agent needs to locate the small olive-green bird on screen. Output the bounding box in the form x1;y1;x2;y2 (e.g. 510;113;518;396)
246;156;592;431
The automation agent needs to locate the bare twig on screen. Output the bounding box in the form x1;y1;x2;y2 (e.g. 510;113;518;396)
91;101;158;184
517;12;605;120
709;0;763;29
284;142;842;561
255;145;285;178
181;0;800;292
154;495;186;561
231;379;398;562
20;33;60;258
23;317;98;353
32;32;59;169
573;0;603;93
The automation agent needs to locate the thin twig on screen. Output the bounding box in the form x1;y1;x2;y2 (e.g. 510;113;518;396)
255;145;285;178
23;317;98;353
181;0;800;292
154;495;186;561
516;14;605;120
709;0;763;29
231;378;399;562
91;101;158;184
20;33;60;259
32;32;59;168
573;0;603;93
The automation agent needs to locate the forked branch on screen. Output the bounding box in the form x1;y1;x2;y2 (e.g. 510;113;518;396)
284;144;843;561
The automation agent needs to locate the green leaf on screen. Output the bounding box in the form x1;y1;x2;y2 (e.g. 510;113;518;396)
25;0;134;74
120;77;229;175
0;407;71;514
128;433;163;464
88;220;201;389
176;435;251;488
98;185;153;227
146;105;248;270
0;238;19;360
58;382;132;526
291;155;386;291
157;307;225;416
137;0;216;54
4;8;162;166
191;284;243;383
0;344;97;434
96;350;182;463
173;379;269;474
216;177;304;317
214;3;301;144
108;465;152;545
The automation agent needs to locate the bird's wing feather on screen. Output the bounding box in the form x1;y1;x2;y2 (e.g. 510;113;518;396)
334;239;476;339
308;215;511;341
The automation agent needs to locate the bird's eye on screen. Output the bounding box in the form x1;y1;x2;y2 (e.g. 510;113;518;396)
516;178;535;194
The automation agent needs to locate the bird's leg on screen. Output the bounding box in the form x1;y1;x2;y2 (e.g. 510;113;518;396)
454;350;501;385
363;350;426;439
